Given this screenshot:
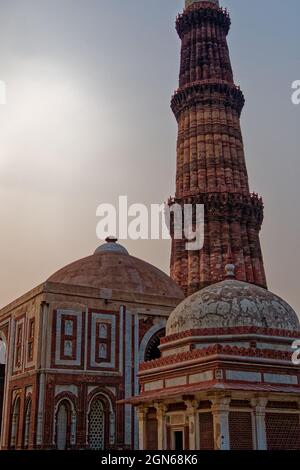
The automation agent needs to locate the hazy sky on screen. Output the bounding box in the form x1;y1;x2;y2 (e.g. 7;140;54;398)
0;0;299;316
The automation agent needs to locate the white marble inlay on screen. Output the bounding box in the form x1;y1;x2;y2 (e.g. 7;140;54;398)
144;380;164;392
226;370;262;382
189;370;213;384
64;340;73;357
165;376;187;388
99;344;107;359
64;320;73;336
55;385;78;397
99;324;107;339
264;373;298;385
87;386;98;395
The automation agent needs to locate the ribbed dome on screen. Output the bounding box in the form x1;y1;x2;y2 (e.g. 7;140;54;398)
167;280;300;335
48;241;184;299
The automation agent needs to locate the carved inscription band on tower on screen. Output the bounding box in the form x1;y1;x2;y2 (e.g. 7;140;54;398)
170;0;267;296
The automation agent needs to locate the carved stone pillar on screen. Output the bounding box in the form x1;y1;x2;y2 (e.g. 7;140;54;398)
185;400;199;450
70;411;77;447
137;406;148;450
211;397;231;450
155;403;167;450
109;411;116;446
24;412;31;448
251;397;268;450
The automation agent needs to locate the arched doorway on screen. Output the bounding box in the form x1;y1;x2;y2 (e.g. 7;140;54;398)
144;328;165;362
10;396;20;449
88;397;106;450
55;400;71;450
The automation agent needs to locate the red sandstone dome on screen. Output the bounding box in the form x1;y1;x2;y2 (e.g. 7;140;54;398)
48;238;184;300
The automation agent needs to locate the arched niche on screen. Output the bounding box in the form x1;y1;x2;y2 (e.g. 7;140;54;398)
54;396;77;450
87;390;115;450
139;321;166;363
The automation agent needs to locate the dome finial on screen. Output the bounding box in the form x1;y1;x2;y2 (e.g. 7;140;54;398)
105;236;118;244
225;245;236;279
94;237;129;255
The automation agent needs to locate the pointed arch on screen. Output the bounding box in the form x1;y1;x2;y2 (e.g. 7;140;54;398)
54;397;76;450
10;396;20;449
139;322;166;363
88;398;105;450
87;389;115;450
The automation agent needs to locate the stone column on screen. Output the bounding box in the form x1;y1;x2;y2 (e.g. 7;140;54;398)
137;406;148;450
155;404;167;450
211;397;231;450
251;398;268;450
70;411;77;447
185;400;199;450
24;412;31;448
36;373;46;447
109;411;116;446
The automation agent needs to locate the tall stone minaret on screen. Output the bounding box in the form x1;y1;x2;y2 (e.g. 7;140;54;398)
169;0;267;296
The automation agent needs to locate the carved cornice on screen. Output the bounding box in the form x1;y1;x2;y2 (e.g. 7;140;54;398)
176;5;231;39
160;326;300;345
140;343;294;372
168;192;264;227
171;81;245;120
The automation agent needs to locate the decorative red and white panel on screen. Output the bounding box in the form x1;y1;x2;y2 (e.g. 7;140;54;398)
88;311;118;370
13;316;25;373
53;310;84;368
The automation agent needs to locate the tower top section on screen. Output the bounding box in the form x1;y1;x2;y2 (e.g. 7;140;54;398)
185;0;219;8
170;0;267;294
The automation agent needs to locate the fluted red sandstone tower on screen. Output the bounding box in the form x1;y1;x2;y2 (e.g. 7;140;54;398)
170;0;267;296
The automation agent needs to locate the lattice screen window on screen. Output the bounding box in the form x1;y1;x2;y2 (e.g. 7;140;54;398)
266;413;300;450
199;412;214;450
146;416;158;450
229;412;253;450
89;399;105;450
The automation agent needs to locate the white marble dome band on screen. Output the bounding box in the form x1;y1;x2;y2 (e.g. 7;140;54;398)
166;279;300;336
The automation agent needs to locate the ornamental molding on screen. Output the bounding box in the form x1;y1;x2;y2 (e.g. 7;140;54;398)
140;343;294;372
160;326;299;345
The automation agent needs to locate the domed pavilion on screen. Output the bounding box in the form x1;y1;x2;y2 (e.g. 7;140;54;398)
126;263;300;450
0;238;183;450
